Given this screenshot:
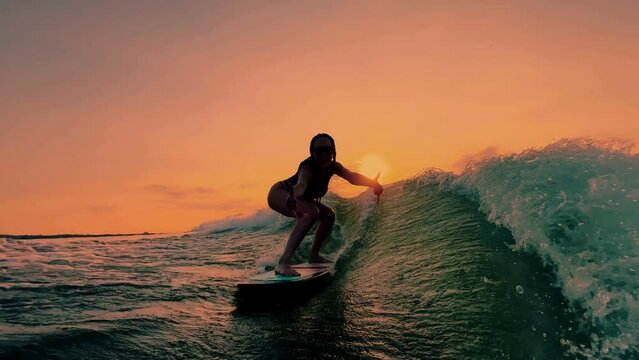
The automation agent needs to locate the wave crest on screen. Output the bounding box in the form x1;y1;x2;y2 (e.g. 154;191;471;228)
448;138;638;358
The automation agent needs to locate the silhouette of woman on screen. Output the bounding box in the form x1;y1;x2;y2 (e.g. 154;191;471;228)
267;133;383;276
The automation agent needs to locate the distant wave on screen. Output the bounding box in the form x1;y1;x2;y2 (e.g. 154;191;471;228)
192;209;287;233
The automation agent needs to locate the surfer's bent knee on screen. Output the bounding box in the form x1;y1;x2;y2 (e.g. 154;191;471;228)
295;200;320;221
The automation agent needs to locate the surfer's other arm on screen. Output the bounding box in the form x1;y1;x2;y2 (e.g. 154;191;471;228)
334;162;383;195
292;165;312;199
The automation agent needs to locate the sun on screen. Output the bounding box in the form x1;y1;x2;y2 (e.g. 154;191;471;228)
356;154;390;184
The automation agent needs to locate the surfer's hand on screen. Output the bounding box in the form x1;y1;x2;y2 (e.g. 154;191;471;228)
372;182;383;196
292;208;304;219
286;195;303;218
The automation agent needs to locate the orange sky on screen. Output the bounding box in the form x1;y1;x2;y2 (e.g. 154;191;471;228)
1;1;638;234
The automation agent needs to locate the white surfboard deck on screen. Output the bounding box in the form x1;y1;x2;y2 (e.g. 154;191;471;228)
236;262;334;292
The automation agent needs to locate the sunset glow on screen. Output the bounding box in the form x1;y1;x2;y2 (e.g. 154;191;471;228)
356;154;390;184
1;1;638;234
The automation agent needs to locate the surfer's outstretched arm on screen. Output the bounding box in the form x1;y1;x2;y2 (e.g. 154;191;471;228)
334;162;384;195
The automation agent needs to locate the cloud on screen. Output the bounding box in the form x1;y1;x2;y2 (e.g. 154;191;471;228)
453;146;500;172
85;205;118;215
171;199;251;210
62;205;119;215
144;184;255;210
238;183;256;190
145;184;216;199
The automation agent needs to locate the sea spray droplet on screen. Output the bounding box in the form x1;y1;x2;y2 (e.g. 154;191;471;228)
516;285;524;294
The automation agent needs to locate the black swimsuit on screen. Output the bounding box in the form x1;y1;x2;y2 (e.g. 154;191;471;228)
282;157;336;201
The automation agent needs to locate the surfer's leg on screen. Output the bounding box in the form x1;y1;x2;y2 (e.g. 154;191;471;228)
309;203;335;263
275;200;320;276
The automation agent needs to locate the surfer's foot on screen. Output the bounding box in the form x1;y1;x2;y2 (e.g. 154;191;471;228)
308;254;332;264
274;263;300;277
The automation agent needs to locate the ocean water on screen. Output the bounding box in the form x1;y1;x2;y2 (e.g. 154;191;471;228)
1;139;637;359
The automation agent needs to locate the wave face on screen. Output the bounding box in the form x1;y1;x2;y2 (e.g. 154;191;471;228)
1;139;637;359
441;139;638;359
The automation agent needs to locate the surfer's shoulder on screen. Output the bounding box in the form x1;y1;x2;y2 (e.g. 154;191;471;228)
332;161;347;176
297;164;313;180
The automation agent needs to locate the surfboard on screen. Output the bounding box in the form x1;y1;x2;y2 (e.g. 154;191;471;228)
236;262;334;295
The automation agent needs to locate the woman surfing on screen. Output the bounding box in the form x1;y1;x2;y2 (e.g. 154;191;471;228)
267;133;384;276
